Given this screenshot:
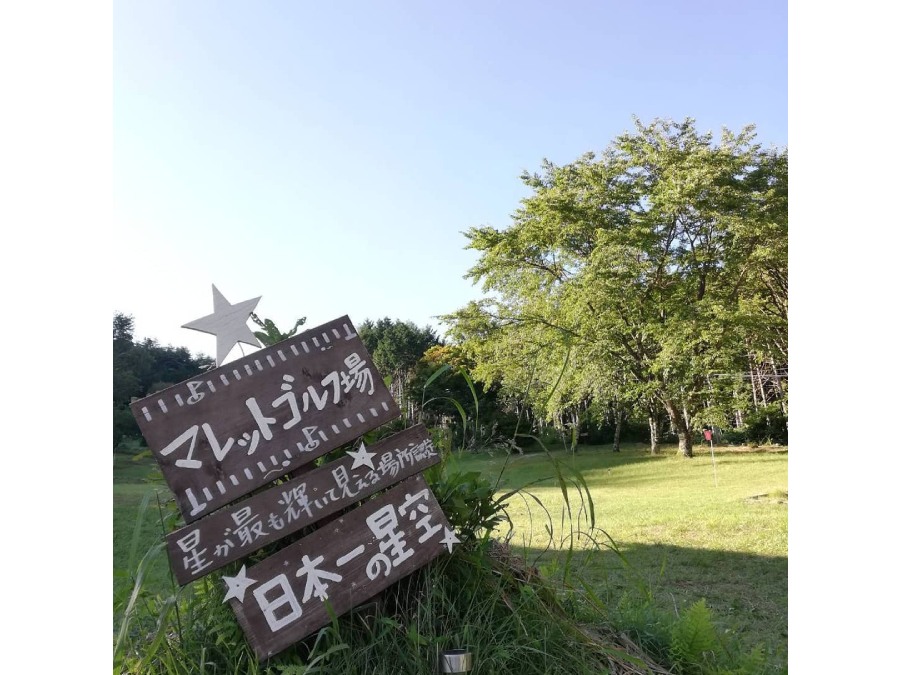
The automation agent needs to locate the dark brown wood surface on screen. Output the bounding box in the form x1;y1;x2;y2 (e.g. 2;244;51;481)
166;424;440;585
227;474;455;660
130;316;400;522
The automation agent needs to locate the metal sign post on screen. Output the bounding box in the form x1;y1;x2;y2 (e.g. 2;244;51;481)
703;427;718;487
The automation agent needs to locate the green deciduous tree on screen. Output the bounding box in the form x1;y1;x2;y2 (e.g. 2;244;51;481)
445;118;787;457
358;318;442;421
113;312;214;448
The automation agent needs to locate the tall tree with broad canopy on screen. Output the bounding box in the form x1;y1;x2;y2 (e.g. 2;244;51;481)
358;318;442;420
445;118;787;457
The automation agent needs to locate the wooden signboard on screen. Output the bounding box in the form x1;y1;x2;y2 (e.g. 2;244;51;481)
166;424;440;585
225;474;458;660
130;316;400;522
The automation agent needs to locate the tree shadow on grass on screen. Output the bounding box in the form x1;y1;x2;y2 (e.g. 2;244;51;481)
515;541;788;672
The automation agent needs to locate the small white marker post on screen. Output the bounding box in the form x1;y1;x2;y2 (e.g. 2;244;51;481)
704;428;718;487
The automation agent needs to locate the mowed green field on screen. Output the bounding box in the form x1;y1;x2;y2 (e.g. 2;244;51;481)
450;443;788;671
113;442;787;671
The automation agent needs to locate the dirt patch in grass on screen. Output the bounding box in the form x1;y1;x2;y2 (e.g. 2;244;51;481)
745;490;788;505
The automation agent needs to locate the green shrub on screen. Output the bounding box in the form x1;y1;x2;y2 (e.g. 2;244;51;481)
720;427;747;445
743;405;788;445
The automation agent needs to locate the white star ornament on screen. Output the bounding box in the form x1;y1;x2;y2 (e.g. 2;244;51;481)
440;527;461;553
182;284;262;365
346;441;377;471
222;565;257;603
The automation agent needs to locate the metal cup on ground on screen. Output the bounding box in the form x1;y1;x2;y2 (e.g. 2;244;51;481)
440;649;473;673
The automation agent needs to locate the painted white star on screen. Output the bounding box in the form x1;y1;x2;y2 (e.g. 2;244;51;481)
346;441;376;470
440;527;461;553
182;285;262;365
222;565;257;604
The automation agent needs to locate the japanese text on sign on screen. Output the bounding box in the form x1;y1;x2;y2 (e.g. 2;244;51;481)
130;316;400;522
166;425;440;584
226;475;459;660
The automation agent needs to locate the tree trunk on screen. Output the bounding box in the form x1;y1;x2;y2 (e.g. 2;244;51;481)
648;411;660;455
754;361;767;406
748;354;760;410
613;408;624;452
570;410;580;454
769;356;787;414
663;398;693;458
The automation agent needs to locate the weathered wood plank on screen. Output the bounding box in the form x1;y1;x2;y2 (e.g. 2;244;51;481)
226;474;458;660
130;316;400;522
166;424;440;585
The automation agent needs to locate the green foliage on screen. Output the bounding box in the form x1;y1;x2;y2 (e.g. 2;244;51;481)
669;600;718;673
428;467;510;543
742;404;788;445
250;312;307;346
444;118;788;457
113;312;213;448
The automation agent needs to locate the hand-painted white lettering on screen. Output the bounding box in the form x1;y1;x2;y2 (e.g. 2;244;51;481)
175;529;213;575
398;489;443;543
229;506;269;546
245;397;276;444
321;370;341;403
254;575;302;632
300;426;320;452
342;353;374;395
184;381;206;404
326;465;359;501
272;375;303;430
160;426;202;469
366;504;415;572
303;385;329;412
184;487;208;517
377;452;401;478
336;545;366;567
267;512;285;530
295;554;342;602
278;483;314;522
202;422;235;462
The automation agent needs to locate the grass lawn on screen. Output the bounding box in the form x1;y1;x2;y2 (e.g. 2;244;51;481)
448;442;788;672
113;441;787;672
113;451;177;609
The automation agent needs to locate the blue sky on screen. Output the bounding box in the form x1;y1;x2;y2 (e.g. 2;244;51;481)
114;0;786;360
